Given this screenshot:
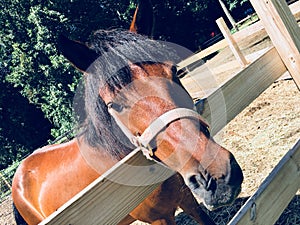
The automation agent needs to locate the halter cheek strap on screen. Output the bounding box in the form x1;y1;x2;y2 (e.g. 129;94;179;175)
107;104;209;161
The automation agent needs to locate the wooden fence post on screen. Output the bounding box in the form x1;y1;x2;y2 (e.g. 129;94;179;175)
216;17;248;67
249;0;300;90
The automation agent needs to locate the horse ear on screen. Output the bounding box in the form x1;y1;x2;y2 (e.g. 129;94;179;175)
129;0;153;36
58;35;99;72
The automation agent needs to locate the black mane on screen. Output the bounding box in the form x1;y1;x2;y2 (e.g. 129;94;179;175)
76;30;180;158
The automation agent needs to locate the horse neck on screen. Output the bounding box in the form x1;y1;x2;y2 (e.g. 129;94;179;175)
77;137;119;174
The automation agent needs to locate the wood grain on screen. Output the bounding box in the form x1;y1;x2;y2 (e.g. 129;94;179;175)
250;0;300;89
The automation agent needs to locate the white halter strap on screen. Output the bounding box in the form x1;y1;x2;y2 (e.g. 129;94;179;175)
107;105;209;161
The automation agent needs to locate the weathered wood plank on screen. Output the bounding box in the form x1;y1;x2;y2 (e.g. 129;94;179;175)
250;0;300;89
177;39;227;70
198;47;287;136
228;139;300;225
39;148;174;225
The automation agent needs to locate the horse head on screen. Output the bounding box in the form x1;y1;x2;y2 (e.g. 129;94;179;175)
58;29;243;210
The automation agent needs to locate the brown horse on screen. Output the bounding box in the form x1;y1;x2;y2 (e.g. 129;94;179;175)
12;2;243;225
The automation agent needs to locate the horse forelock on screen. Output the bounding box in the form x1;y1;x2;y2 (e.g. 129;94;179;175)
77;30;179;158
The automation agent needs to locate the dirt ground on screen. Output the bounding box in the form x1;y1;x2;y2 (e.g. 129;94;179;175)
1;17;300;225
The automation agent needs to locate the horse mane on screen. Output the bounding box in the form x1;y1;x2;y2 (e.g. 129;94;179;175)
76;30;180;159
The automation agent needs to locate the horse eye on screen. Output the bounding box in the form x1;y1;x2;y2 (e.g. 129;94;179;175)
201;125;210;138
107;102;123;113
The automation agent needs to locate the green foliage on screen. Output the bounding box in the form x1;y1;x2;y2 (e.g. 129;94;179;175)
6;5;74;137
224;0;253;21
0;0;136;168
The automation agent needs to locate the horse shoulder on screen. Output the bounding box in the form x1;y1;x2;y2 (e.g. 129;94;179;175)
12;159;45;225
12;143;66;224
12;139;99;224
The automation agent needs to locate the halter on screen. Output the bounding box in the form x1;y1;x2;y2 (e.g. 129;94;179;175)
107;103;209;162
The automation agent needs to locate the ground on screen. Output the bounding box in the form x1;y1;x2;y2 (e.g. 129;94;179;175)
1;14;300;225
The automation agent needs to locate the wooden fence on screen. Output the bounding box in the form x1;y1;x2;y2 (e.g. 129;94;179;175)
40;0;300;224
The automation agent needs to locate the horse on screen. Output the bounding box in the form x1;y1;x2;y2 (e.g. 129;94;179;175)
12;2;243;225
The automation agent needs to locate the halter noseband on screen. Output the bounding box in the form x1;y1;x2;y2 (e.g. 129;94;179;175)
107;103;209;162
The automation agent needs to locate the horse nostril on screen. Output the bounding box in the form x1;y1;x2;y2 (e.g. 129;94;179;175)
188;173;213;191
220;174;226;180
188;175;200;189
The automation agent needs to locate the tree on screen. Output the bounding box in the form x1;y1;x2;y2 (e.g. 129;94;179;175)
223;0;254;21
151;0;226;51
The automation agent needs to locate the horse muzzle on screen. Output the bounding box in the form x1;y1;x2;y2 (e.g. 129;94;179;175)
186;155;243;210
